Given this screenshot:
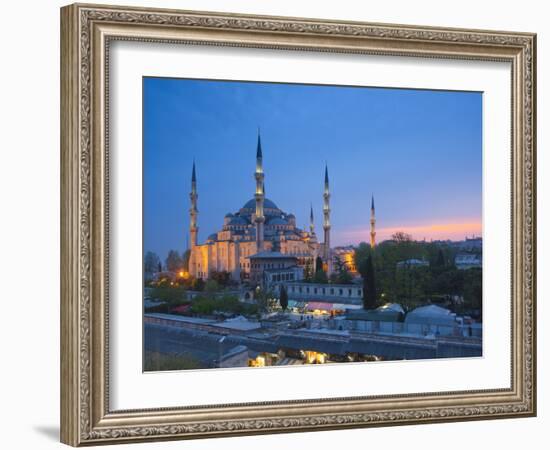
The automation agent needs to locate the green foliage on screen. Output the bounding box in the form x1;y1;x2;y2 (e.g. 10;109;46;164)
353;234;483;314
362;255;377;309
209;270;233;287
435;249;446;268
147;286;188;305
313;269;328;284
144;351;204;371
204;279;220;293
354;242;371;271
315;256;324;273
333;256;353;284
394;265;433;310
432;269;464;295
253;287;275;313
279;285;288;311
192;277;205;291
303;258;314;282
463;268;482;318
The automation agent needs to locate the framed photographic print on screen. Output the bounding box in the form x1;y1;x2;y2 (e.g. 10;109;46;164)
60;3;537;446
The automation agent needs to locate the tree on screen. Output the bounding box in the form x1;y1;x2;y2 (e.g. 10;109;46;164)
354;242;370;266
144;251;161;282
315;256;324;273
304;257;314;282
435;249;445;267
165;250;184;273
147;286;188;305
432;269;464;297
204;279;220;293
192;277;205;291
253;287;275;313
334;256;353;284
361;255;377;310
312;255;328;283
279;285;288;311
392;231;413;243
144;251;160;273
210;270;232;287
463;268;482;319
313;268;328;284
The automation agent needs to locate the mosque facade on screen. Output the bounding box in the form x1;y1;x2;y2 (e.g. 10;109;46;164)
187;133;375;284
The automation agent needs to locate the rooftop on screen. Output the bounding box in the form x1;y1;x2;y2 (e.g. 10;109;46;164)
248;251;298;260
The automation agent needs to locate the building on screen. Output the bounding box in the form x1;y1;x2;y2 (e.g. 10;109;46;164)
396;258;429;268
248;251;304;287
284;281;363;304
404;304;460;336
459;236;482;251
455;253;482;269
188;132;335;283
333;246;358;274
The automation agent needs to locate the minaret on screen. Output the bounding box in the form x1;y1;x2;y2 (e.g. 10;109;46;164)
323;164;331;273
370;194;376;248
189;161;198;248
309;203;315;234
254;131;265;252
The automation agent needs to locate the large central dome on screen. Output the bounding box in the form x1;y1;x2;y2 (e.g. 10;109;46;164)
242;198;279;210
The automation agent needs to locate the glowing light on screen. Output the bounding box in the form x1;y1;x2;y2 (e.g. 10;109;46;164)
249;355;266;367
304;351;328;364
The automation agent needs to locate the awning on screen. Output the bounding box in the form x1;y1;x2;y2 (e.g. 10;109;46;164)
288;300;306;309
306;302;333;311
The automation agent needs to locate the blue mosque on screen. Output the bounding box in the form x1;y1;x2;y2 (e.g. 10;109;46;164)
187;132;375;285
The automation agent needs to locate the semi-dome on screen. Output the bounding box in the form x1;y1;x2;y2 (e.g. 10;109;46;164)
242;198;279;211
228;216;247;225
224;212;234;218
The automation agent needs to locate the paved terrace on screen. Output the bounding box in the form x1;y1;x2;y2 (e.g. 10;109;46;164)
144;314;482;361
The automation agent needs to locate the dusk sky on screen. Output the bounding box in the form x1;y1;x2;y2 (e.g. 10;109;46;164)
143;77;482;260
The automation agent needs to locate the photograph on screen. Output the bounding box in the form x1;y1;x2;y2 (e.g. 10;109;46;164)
142;77;484;372
56;2;537;446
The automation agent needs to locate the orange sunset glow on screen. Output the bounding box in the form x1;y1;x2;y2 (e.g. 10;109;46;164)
337;219;482;244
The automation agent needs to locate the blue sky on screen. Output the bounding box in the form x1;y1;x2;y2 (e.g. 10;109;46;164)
143;77;482;260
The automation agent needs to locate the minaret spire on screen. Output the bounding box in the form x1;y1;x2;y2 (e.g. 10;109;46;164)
254;130;265;252
323;164;331;274
309;203;315;234
189;160;198;248
370;194;376;248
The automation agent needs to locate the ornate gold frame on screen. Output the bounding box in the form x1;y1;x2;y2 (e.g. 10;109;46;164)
60;3;536;446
